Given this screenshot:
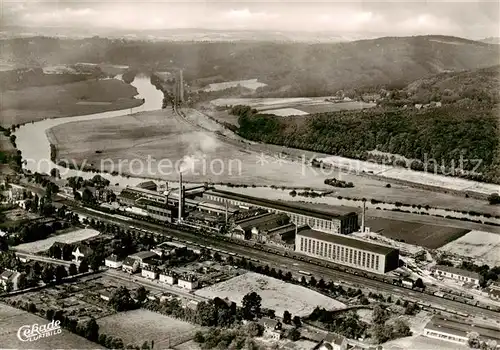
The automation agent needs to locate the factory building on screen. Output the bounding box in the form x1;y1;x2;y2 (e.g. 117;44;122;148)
295;229;399;274
204;189;358;234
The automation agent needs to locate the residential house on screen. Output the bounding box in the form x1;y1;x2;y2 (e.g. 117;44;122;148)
178;274;199;290
316;332;348;350
434;265;480;286
159;271;178;285
141;267;158;280
72;245;93;263
105;254;123;269
100;290;112;301
260;317;282;340
488;282;500;300
122;257;140;274
61;187;74;197
0;270;14;289
402;278;414;288
128;251;159;268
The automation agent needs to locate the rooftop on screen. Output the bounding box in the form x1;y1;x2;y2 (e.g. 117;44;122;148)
122;257;137;266
434;265;481;280
324;332;346;345
205;189;356;220
137;181;158;191
297;229;398;256
129;251;158;260
236;212;290;232
0;270;14;279
105;254;121;262
425;316;500;342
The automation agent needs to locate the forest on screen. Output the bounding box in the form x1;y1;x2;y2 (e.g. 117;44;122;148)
234;99;500;183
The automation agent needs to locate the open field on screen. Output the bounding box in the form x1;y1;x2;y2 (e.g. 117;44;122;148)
98;309;200;349
356;217;469;249
210;97;374;114
195;272;346;317
439;230;500;266
0;302;104;349
384;335;466;350
13;228;100;253
203;79;267;91
264;108;309;116
0;134;16;153
48;107;500;216
0;78;143;126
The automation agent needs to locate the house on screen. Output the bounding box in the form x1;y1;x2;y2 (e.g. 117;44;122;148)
141;267;158;280
72;245;93;263
434;265;480;286
159;271;178;285
488;282;500;300
260;317;283;340
100;290;112;301
61;187;74;197
122;257;140;274
0;270;14;289
402;278;414;288
8;184;24;201
316;332;348;350
178;275;199;290
105;254;123;269
128;251;159;268
186;300;200;310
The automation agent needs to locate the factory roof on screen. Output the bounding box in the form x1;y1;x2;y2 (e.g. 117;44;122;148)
434;265;481;280
206;189;356;220
137;198;173;209
424;316;500;342
137;181;158;191
297;229;397;255
236;212;289;232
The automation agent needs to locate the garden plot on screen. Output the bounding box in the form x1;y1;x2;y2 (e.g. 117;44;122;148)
13;228;100;253
195;272;345;317
98;309;200;349
439;230;500;266
0;303;104;349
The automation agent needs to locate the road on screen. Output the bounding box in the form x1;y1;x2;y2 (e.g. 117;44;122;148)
58;202;500;321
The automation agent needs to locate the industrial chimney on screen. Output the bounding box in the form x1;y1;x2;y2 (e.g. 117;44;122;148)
178;172;183;223
361;200;366;233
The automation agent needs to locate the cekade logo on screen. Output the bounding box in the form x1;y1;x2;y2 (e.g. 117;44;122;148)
17;320;62;342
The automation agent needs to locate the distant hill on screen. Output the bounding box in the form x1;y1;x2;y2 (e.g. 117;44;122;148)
396;65;500;104
480;37;500;44
1;35;498;96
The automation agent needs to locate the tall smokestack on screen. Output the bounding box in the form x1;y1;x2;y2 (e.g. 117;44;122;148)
179;69;184;103
178;172;183;223
361;200;366;233
225;201;228;224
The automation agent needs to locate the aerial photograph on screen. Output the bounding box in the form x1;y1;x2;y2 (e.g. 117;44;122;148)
0;0;499;349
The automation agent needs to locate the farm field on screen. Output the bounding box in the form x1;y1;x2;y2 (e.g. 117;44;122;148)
263;108;309;116
97;309;200;349
439;230;500;266
12;228;100;253
0;78;143;126
210;97;374;115
203;79;267;91
0;303;104;349
366;217;469;249
195;272;346;317
0;134;16;153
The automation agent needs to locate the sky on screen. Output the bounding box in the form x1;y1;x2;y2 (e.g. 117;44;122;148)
2;0;499;39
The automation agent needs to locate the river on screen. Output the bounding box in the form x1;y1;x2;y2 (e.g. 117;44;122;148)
15;75;164;187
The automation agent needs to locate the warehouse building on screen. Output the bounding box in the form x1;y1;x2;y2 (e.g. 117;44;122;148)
434;265;480;286
423;316;500;347
295;229;399;274
204;189;358;234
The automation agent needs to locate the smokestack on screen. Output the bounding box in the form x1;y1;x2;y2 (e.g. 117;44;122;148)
225;201;228;224
361;200;366;233
178;172;183;223
179;69;184;103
